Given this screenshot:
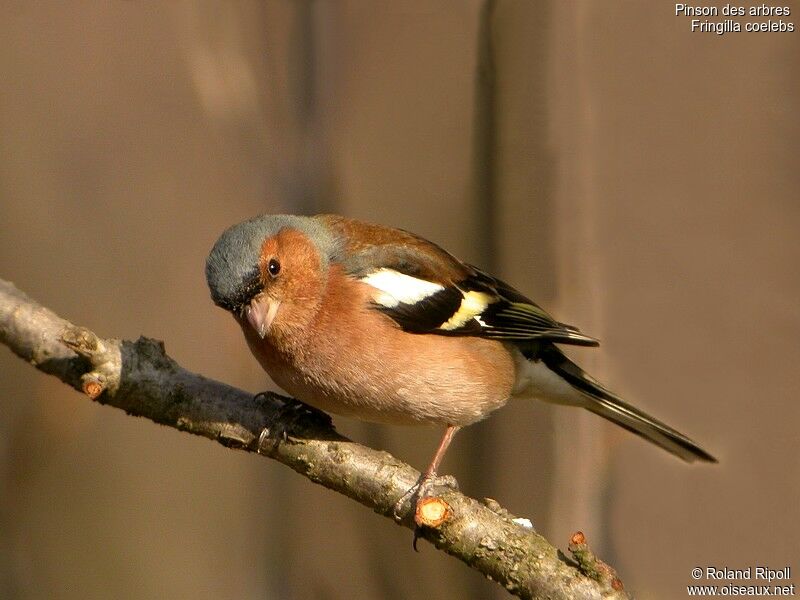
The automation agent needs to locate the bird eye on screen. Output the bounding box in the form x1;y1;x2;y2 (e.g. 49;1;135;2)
267;258;281;278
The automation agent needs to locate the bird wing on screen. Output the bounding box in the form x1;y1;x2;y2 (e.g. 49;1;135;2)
363;264;599;346
320;215;598;347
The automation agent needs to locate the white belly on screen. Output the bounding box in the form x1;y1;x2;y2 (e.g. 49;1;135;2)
511;349;584;405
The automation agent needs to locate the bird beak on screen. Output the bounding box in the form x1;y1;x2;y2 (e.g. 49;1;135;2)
245;296;280;339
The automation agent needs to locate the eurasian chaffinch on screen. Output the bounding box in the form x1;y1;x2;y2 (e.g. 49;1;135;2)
206;214;716;509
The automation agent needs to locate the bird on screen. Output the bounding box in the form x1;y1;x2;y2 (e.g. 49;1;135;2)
206;214;716;515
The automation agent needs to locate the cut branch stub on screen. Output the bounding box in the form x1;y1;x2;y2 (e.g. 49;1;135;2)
61;324;122;396
569;531;626;592
415;496;452;528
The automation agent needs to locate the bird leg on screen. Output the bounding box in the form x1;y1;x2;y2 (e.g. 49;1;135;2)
421;424;460;485
393;425;461;525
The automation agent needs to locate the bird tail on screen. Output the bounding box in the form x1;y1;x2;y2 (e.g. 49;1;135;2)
539;345;717;463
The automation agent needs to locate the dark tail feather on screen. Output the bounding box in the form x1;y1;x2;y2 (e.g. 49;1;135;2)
540;345;717;463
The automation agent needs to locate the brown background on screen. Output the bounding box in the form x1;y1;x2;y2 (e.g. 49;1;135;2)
1;3;798;599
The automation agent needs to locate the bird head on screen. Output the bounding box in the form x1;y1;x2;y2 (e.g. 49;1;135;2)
206;214;339;338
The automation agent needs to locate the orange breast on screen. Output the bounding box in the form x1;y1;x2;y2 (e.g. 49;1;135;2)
242;269;516;426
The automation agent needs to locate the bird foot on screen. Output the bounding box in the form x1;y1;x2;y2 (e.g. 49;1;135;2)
392;473;458;551
392;472;459;536
255;392;332;453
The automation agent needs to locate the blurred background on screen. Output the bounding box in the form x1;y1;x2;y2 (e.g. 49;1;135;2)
1;2;798;599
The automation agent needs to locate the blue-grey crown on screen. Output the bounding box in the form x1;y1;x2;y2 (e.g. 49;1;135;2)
206;214;338;312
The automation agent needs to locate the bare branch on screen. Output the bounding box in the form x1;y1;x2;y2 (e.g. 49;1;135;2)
0;278;629;600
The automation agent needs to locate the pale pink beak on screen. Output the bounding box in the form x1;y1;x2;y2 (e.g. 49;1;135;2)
245;296;280;339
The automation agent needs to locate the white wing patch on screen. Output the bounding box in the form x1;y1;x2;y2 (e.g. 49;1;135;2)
361;268;444;308
439;290;492;330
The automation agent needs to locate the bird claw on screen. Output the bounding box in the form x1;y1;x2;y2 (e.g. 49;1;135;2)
430;474;459;491
393;473;459;551
255;392;332;453
392;475;459;520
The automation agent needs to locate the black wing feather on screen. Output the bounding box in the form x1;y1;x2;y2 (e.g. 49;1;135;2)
373;264;599;347
375;286;464;333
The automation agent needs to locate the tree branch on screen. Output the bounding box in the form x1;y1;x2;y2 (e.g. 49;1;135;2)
0;278;629;600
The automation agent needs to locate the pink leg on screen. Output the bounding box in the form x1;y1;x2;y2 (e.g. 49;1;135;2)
422;424;461;480
409;425;461;549
393;424;462;525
